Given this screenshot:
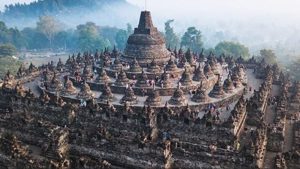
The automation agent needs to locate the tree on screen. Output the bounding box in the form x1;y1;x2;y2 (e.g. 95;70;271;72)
9;28;27;49
181;27;203;53
115;30;128;50
37;15;62;48
53;31;68;50
114;23;133;51
0;21;9;43
0;21;27;49
0;44;16;57
260;49;277;64
76;22;110;51
215;41;250;59
164;20;179;49
21;27;48;50
100;26;120;46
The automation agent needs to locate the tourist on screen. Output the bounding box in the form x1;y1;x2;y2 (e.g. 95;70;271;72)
80;99;86;107
178;82;181;88
216;110;220;118
189;90;192;96
44;83;48;90
155;76;159;83
226;105;230;111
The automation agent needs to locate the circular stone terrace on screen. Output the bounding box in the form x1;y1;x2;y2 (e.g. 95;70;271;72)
37;54;248;114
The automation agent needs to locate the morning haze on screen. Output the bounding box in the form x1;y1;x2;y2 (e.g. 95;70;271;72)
1;0;300;61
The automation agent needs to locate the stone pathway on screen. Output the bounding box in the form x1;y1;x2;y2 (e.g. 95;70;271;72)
284;119;294;152
263;83;280;169
23;69;263;124
265;105;276;124
263;152;276;169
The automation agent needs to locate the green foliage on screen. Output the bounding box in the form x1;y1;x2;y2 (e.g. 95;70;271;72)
76;22;111;51
115;30;128;50
181;27;203;53
260;49;277;64
21;27;48;49
0;21;27;49
164;20;179;49
114;23;133;50
215;41;250;58
0;56;21;78
0;44;16;57
100;27;120;48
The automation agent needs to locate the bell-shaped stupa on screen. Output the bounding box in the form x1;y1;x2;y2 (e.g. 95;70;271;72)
122;11;171;66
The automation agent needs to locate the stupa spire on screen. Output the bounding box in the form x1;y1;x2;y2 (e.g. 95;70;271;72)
137;10;154;31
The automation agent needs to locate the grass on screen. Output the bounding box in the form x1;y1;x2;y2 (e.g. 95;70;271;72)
0;56;22;78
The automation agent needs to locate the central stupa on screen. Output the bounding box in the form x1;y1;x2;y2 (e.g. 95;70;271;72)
122;11;171;66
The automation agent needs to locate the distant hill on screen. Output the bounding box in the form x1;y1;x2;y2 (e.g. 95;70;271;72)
1;0;126;17
0;0;139;28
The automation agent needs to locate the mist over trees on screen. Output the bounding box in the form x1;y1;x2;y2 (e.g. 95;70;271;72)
181;27;203;53
0;7;256;62
76;22;111;51
1;0;300;80
215;41;250;59
1;14;254;59
37;16;62;49
115;24;133;50
1;0;126;18
164;20;179;49
259;49;277;65
0;21;27;49
1;0;300;65
0;18;124;52
0;0;138;29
